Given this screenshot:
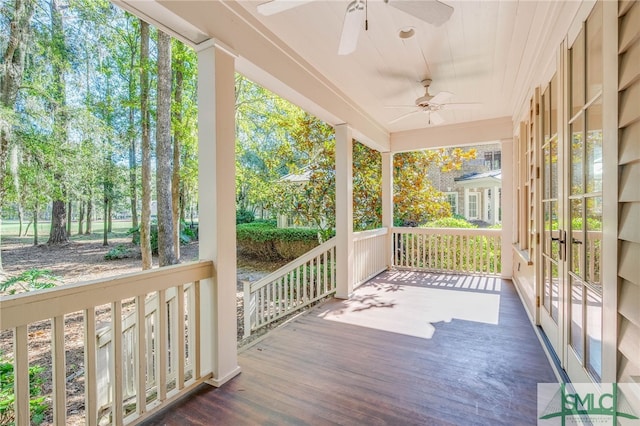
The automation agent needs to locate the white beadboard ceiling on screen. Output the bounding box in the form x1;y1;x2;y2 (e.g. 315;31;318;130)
150;0;583;134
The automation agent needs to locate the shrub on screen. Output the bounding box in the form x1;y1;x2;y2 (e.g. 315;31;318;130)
236;209;255;224
105;244;132;260
423;217;477;229
0;269;60;295
237;222;320;260
0;359;48;425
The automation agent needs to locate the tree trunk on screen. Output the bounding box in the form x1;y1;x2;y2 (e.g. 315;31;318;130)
85;198;92;234
47;0;69;245
128;48;139;229
33;208;38;245
172;43;184;258
0;0;35;270
108;198;113;233
24;219;31;237
78;201;84;235
103;193;108;246
47;200;68;244
140;20;152;270
156;31;177;267
67;198;72;235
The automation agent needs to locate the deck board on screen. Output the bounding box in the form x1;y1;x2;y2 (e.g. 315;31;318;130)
142;271;556;426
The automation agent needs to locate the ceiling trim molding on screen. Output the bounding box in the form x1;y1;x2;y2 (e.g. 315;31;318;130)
390;117;513;153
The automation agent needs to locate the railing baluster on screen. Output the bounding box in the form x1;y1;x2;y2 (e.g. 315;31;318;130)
111;301;124;425
193;280;201;380
135;294;147;415
157;290;167;403
52;315;67;424
14;325;29;426
177;284;185;390
84;308;98;426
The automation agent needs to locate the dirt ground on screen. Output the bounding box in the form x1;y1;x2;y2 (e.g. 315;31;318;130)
0;235;284;425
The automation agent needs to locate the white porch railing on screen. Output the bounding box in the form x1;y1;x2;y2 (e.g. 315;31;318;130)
353;227;389;287
392;227;502;275
0;261;213;426
243;237;336;338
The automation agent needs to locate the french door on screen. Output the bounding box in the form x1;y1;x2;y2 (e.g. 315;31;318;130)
538;1;604;385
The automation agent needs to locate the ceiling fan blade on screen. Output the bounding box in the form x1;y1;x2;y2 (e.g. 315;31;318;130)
389;109;420;124
429;91;454;105
389;0;454;27
338;0;365;56
429;111;445;125
441;102;482;110
257;0;315;16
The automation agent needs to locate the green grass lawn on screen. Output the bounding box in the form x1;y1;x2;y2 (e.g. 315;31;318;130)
1;219;134;243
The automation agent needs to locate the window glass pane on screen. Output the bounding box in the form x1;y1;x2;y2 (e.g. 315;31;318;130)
586;196;602;286
543;202;551;255
551;73;558;136
586;289;602;381
570;198;584;276
543;259;550;312
586;1;603;101
571;29;585;118
570;277;584;361
586;97;603;193
571;114;584;195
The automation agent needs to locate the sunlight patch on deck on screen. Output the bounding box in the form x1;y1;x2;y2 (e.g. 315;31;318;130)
318;280;500;339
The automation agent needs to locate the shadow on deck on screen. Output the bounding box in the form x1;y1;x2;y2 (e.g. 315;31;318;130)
142;271;556;425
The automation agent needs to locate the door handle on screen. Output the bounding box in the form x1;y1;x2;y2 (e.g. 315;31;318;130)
551;231;567;261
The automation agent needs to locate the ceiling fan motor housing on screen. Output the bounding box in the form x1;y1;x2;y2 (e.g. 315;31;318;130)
416;78;433;106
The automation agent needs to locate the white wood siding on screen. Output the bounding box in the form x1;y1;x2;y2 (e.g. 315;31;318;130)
617;0;640;386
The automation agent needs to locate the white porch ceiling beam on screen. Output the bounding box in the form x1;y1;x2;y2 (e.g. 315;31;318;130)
390;116;513;153
114;0;390;152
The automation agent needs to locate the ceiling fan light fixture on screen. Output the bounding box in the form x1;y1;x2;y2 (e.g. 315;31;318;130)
398;27;415;39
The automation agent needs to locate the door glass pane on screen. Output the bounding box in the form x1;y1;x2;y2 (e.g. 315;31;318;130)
570;199;584;276
551;260;559;322
543;86;550;141
543;259;551;312
544;144;551;199
551;139;558;199
570;114;584;195
586;196;602;286
586;289;602;381
550;201;559;261
571;29;585;118
570;277;584;361
586;98;603;194
586;1;603;101
543;202;551;255
550;73;558;136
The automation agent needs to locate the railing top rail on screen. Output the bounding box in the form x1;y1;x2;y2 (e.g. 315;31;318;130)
250;237;336;293
391;226;502;236
0;260;214;330
353;227;388;242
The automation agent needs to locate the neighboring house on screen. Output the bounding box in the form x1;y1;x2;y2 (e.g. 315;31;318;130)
428;143;502;226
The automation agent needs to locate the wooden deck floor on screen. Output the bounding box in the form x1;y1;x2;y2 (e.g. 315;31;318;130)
142;271;557;426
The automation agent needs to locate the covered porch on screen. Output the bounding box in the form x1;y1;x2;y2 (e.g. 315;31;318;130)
142;270;556;425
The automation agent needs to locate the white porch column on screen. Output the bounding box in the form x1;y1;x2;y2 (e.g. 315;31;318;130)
381;152;393;268
335;124;354;299
493;186;501;225
483;188;490;222
196;40;241;387
500;139;513;279
463;187;470;219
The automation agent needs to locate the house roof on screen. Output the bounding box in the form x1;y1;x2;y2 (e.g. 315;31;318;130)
280;168;311;183
454;170;501;188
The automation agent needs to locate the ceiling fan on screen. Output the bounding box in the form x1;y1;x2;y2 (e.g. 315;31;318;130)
388;79;481;125
256;0;454;55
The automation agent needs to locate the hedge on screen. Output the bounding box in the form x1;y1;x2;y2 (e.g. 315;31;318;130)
237;222;320;260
